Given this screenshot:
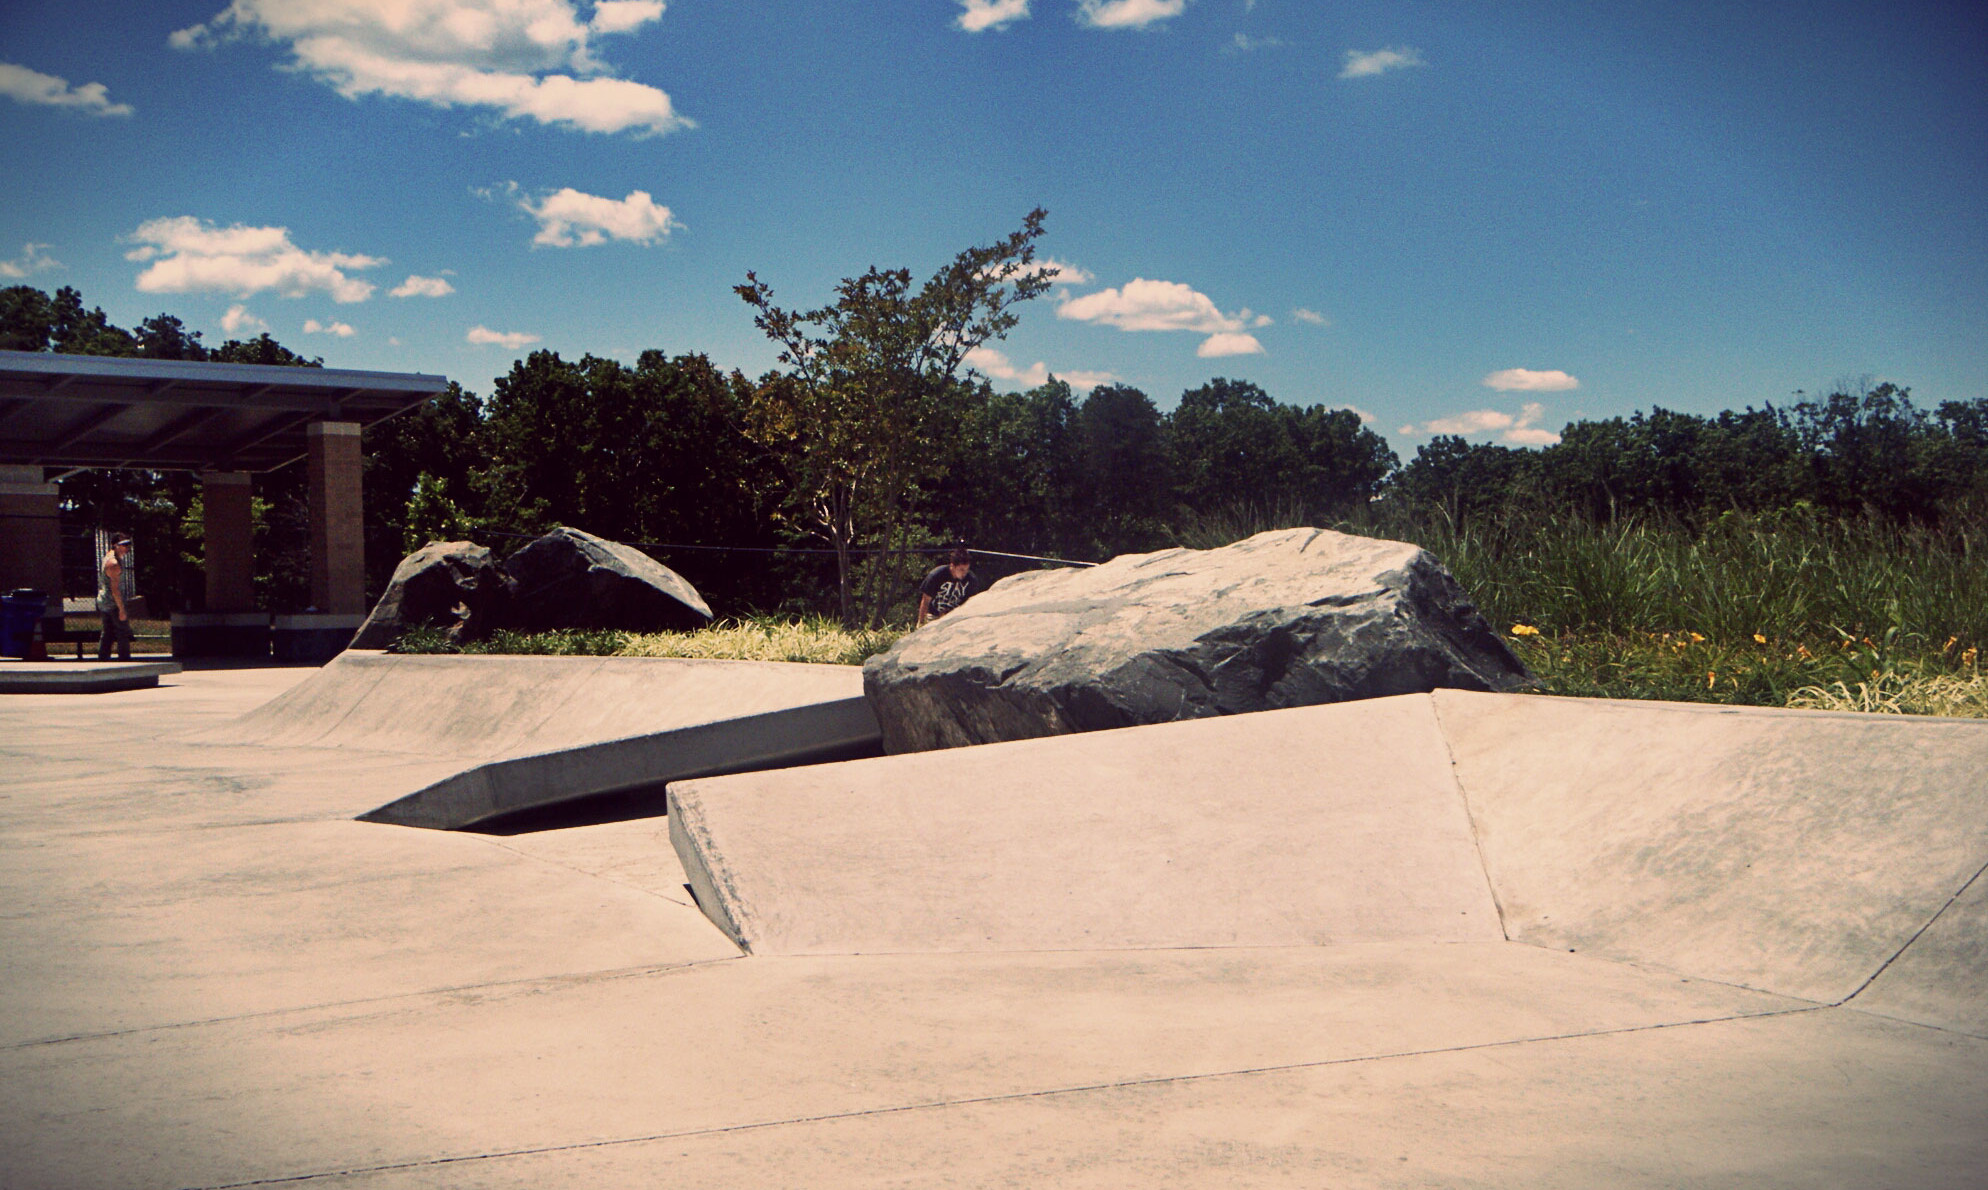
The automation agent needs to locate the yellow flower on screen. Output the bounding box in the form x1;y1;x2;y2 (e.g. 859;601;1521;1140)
1707;670;1717;689
1753;633;1768;645
1510;624;1540;637
1689;632;1706;644
1965;647;1979;667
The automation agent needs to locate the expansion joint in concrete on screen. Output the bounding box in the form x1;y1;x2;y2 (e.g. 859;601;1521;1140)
177;1003;1830;1190
1838;854;1988;1008
1430;695;1511;942
0;958;741;1052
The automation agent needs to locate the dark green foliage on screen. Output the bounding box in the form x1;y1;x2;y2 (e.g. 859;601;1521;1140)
1391;384;1988;530
1168;378;1397;523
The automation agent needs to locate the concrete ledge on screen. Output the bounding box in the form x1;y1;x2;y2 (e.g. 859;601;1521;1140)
172;611;272;659
669;693;1500;955
362;696;882;830
0;660;182;694
270;613;363;664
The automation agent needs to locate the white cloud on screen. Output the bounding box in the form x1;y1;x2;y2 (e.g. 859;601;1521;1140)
1058;276;1266;357
1058;278;1242;334
303;318;356;337
1078;0;1187;30
0;62;133;116
124;217;383;302
957;0;1029;32
1223;32;1283;55
1197;332;1263;358
965;345;1114;392
1340;46;1425;79
170;0;689;137
520;187;677;246
390;273;456;298
1423;409;1516;435
1033;257;1093;286
1482;367;1580;392
1291;307;1327;325
1334;404;1377;424
220;305;266;334
467;325;539;347
0;243;61;279
591;0;664;35
1406;401;1559;446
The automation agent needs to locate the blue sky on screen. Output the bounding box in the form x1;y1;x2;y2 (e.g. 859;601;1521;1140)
2;0;1982;451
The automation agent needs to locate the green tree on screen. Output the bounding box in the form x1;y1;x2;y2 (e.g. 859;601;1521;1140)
736;209;1053;625
1076;383;1171;556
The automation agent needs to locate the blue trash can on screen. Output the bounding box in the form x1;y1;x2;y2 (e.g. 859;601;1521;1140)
0;589;48;659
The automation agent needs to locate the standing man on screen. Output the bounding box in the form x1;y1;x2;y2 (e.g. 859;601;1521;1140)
916;547;983;627
97;534;136;661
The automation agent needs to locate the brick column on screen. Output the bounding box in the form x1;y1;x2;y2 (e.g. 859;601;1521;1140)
201;471;255;612
0;465;63;622
306;421;366;615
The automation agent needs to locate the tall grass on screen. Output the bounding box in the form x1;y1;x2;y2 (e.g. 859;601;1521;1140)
1366;508;1988;653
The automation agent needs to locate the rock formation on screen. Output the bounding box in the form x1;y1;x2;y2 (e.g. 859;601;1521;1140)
503;526;712;633
862;527;1530;753
349;540;511;649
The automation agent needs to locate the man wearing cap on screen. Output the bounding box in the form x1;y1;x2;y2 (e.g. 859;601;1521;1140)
97;534;136;661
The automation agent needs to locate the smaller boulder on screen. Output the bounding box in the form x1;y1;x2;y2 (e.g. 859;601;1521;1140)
504;526;713;633
351;541;512;649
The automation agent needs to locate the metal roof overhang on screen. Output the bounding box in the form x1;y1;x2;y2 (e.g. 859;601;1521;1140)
0;350;450;473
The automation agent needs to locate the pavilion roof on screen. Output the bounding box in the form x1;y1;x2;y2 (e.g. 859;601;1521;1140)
0;350;449;473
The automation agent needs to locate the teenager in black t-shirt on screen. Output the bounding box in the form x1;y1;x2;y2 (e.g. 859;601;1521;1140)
916;547;983;626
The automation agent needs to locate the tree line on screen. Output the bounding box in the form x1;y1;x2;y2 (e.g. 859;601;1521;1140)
8;264;1987;627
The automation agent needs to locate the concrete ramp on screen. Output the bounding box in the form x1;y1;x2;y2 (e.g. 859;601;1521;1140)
1854;868;1988;1037
1433;690;1988;1004
198;652;880;830
669;693;1503;955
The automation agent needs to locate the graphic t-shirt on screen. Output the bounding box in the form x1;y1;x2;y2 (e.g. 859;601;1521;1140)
918;565;983;618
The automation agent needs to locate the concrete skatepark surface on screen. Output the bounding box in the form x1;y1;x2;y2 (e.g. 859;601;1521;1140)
3;661;1985;1186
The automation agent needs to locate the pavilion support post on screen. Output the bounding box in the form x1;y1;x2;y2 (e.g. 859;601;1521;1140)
0;464;63;630
306;421;365;615
200;471;255;613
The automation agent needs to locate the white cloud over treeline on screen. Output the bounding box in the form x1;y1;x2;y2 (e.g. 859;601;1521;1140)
171;0;688;136
1482;367;1579;392
1401;401;1560;446
0;62;133;116
964;345;1113;392
124;217;384;302
467;325;539;347
0;243;61;279
1058;277;1268;357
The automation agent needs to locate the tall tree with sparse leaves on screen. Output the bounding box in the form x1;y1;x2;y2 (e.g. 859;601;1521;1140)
736;209;1053;625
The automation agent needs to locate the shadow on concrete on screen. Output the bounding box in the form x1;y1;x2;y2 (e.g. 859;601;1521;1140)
464;737;886;836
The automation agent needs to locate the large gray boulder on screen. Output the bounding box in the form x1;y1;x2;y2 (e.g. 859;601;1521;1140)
351;540;512;649
862;527;1531;753
504;526;712;633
